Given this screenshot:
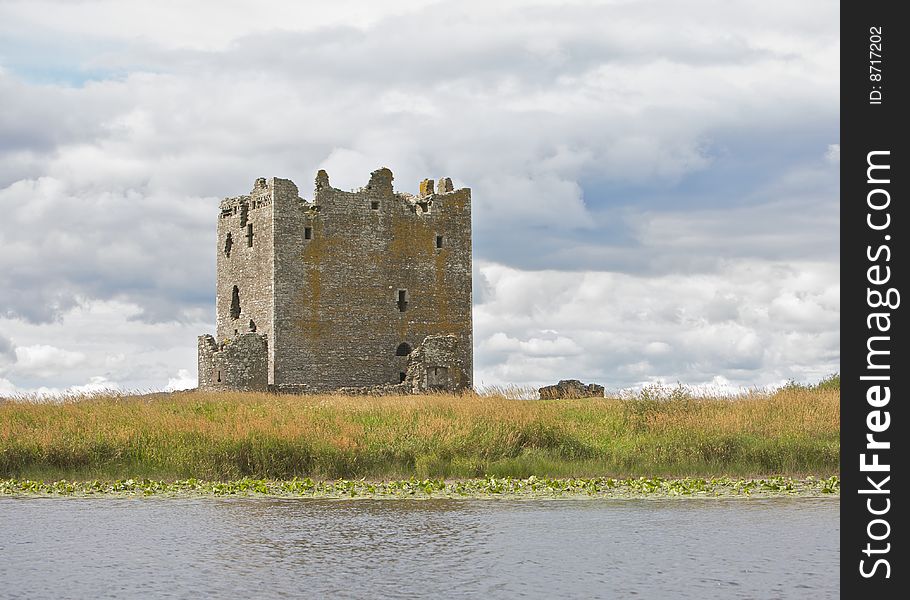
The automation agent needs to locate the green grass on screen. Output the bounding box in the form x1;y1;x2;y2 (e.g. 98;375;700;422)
0;379;840;481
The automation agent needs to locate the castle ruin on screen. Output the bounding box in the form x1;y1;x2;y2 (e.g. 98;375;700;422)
197;167;473;393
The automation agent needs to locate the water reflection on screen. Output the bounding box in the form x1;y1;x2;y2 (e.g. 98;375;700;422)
211;499;488;589
0;497;838;599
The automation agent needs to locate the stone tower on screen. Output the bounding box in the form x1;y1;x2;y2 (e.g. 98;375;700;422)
197;167;473;393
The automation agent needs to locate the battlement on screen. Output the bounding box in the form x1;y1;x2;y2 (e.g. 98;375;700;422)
219;177;301;218
308;168;469;221
218;169;466;220
313;167;465;203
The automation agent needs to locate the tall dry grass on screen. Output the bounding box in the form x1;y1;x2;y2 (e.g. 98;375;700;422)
0;384;839;480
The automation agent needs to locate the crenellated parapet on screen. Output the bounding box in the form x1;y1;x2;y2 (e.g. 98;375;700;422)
217;170;464;221
219;177;302;219
308;167;469;219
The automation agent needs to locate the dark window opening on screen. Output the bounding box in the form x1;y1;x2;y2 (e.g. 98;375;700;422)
224;233;233;257
397;289;408;312
436;235;443;249
230;285;241;320
304;227;312;240
371;201;380;210
246;223;254;247
399;372;407;383
249;319;257;332
216;369;222;383
396;342;412;356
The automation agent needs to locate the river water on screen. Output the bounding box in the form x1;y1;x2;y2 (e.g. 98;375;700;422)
0;497;837;599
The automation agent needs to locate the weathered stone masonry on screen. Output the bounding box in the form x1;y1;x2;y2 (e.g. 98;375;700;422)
197;168;473;393
197;334;269;391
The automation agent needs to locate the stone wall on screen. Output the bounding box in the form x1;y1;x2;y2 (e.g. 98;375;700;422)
538;380;605;399
197;333;269;391
215;177;278;383
401;334;470;393
199;167;473;393
337;334;470;395
271;168;472;392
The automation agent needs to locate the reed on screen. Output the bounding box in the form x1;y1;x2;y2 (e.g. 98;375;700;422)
0;380;839;480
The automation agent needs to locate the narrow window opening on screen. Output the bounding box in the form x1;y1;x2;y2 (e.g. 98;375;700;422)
426;366;449;388
249;319;257;332
371;201;380;210
396;342;412;356
304;227;312;240
224;232;233;257
435;235;443;249
246;223;254;247
399;372;406;383
397;289;409;312
216;370;221;383
230;285;241;320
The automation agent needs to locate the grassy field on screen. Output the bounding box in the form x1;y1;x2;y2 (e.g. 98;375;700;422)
0;380;839;481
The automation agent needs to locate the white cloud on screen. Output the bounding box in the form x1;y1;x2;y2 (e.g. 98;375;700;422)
474;259;839;390
0;299;205;393
0;0;443;51
14;344;86;374
0;374;121;399
68;375;120;395
165;369;196;392
0;377;17;395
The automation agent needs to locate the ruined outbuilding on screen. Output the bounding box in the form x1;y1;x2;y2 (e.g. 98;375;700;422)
538;380;605;399
197;168;473;393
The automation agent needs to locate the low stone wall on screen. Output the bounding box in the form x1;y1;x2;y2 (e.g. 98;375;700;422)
198;333;269;391
402;334;471;393
196;332;467;395
337;334;470;395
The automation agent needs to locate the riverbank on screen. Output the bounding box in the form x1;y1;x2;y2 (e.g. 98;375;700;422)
1;383;839;480
0;475;839;499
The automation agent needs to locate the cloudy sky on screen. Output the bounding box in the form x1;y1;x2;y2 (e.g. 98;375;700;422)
0;0;839;395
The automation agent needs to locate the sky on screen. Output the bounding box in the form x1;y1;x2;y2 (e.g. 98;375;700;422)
0;0;839;395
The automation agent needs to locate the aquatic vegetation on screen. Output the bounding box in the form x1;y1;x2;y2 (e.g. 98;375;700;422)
0;475;839;499
0;385;839;480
